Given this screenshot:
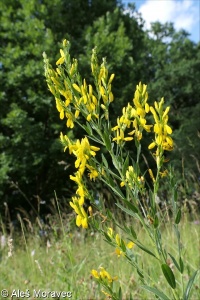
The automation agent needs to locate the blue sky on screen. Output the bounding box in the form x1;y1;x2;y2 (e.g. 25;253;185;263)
122;0;200;43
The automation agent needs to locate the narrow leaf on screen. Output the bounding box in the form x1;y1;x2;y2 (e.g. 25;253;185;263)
137;268;144;279
168;253;181;273
103;130;111;151
130;226;137;239
115;202;138;215
135;242;158;259
183;270;199;300
118;287;122;300
141;285;171;300
175;209;182;224
122;155;129;175
126;200;138;213
153;215;159;228
179;256;184;274
86;122;93;135
161;264;176;289
101;154;108;168
82;124;92;135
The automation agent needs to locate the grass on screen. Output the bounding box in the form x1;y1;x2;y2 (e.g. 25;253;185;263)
0;209;199;300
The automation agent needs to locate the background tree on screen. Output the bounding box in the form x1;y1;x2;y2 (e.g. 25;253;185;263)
0;0;121;214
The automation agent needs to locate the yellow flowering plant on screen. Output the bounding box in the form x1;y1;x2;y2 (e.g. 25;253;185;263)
43;40;198;300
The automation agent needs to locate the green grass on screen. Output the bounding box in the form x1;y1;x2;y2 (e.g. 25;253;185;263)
0;213;199;300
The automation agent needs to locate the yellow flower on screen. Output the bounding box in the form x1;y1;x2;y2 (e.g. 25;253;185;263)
115;233;121;246
56;56;65;65
160;170;168;177
148;169;155;182
115;238;134;257
86;113;92;121
72;83;81;93
127;241;134;249
91;269;99;279
148;142;156;150
70;200;88;229
107;227;114;239
115;248;123;257
148;98;173;164
91;267;118;283
55;98;65;119
86;165;98;181
112;129;133;144
73;137;100;174
88;206;93;217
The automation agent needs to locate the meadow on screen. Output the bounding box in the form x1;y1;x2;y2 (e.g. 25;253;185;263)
0;205;199;300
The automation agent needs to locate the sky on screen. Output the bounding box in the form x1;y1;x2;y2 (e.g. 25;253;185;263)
122;0;200;43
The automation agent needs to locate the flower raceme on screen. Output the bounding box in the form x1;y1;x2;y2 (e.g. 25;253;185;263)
148;98;173;168
112;82;152;144
120;166;145;189
61;136;99;227
43;40;115;129
69;199;88;229
60;134;100;176
91;267;118;283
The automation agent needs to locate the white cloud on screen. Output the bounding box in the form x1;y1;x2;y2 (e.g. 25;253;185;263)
138;0;199;32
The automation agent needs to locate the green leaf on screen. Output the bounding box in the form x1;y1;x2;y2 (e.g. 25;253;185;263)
168;253;181;273
122;155;129;175
179;256;184;273
101;154;108;169
115;202;138;215
136;143;141;162
153;215;159;228
82;124;91;135
88;134;104;145
173;224;180;241
118;287;122;300
175;209;182;224
125;200;139;213
135;242;158;259
141;285;171;300
183;270;199;300
161;264;176;289
103;130;111;151
101;177;125;200
130;226;137;239
120;238;126;252
86;122;93;134
137;268;144;279
103;232;112;243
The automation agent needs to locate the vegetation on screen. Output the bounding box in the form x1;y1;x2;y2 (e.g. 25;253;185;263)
0;1;199;299
41;39;199;299
0;0;199;213
0;209;199;299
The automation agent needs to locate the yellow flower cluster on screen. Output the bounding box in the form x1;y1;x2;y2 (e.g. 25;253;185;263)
91;48;115;106
120;166;145;188
112;82;152;144
148;98;173;168
44;40;115;130
60;134;100;228
107;228;134;257
91;267;118;283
